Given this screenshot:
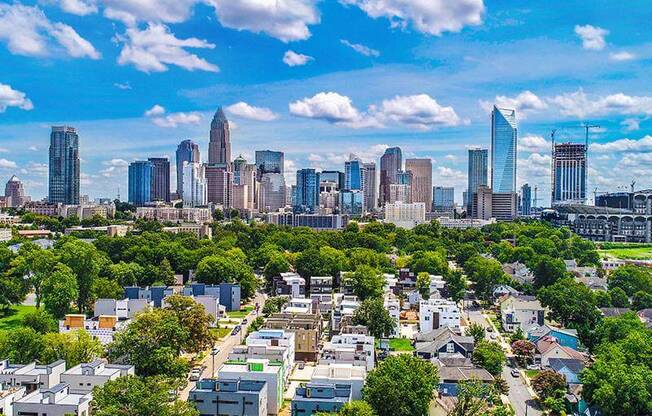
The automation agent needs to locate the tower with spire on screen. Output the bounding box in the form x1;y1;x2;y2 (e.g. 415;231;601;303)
209;107;231;169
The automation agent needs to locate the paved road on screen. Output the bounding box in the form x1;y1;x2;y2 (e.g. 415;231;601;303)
179;292;266;400
465;307;541;416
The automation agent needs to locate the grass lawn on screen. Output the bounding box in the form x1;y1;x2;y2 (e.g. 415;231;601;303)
526;369;540;379
388;338;415;352
0;305;37;332
598;246;652;260
212;327;232;339
227;306;254;319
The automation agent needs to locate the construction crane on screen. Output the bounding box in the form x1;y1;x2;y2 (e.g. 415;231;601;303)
631;180;636;193
533;185;539;208
581;123;600;147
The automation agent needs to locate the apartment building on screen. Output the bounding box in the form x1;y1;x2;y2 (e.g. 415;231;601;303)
418;299;461;333
265;313;322;361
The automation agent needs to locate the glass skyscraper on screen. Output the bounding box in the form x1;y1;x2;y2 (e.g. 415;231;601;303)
433;186;455;211
380;147;402;205
294;168;320;213
208;107;231;168
148;157;170;202
467;148;488;209
491;106;517;194
345;157;363;190
49;126;80;204
320;170;344;190
521;183;532;215
339;190;364;216
552;143;587;205
176;139;200;198
128;160;153;207
255;150;284;179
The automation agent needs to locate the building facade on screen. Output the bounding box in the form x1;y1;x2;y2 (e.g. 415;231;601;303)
362;162;377;212
259;173;286;212
379;147;402;206
344;157;363;191
294;169;320;213
552;142;587;205
176;139;200;198
128;161;153;207
148;157;170;202
182;162;207;207
521;183;532;215
490;106;517;194
255;150;284;179
5;175;26;207
467;148;488;210
205;165;232;207
433;186;455;212
405;158;433;211
209;107;231;168
49;126;80;205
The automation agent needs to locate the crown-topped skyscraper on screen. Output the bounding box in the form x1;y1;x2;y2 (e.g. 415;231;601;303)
208;107;231;169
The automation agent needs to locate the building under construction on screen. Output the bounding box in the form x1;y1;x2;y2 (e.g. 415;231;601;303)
551;142;587;206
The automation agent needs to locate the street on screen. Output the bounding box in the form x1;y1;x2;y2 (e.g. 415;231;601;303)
465;307;541;416
179;292;266;400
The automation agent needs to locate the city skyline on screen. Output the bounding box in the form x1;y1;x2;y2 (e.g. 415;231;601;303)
1;1;651;204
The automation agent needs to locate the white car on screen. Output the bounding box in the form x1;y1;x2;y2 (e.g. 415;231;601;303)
189;368;202;381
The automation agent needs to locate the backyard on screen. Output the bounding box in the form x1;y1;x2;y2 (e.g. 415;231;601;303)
0;305;37;332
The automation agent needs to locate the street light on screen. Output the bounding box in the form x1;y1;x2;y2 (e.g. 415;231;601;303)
211;347;220;377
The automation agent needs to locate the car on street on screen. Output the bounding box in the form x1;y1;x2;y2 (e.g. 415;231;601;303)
189;368;202;381
242;318;248;325
526;364;540;370
231;325;241;336
511;369;520;378
486;326;493;332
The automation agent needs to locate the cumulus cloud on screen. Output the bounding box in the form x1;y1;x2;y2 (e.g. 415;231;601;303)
340;0;484;36
340;39;379;57
0;3;100;59
591;135;652;153
115;23;218;73
101;0;199;26
609;51;635;61
518;153;550;178
436;166;465;180
621;118;642;132
0;158;18;169
211;0;320;42
289;92;377;128
283;50;313;66
548;89;652;118
56;0;98;16
374;94;463;129
520;134;551;153
113;82;131;90
103;158;129;167
0;83;34;112
574;24;608;51
144;104;201;127
226;102;278;121
480;90;547;116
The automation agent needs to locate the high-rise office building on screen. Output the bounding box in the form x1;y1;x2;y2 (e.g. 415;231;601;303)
294;169;320;213
148;157;170;202
491;106;517;194
467;148;488;210
521;183;532;215
49;126;80;204
233;155;256;210
176;140;200;198
362;162;377;212
205;165;232;207
182;162;207;207
255;150;284;179
128;160;153;207
388;184;411;204
320;171;345;190
5;175;25;207
208;107;231;168
472;185;493;220
380;147;402;205
405;158;432;211
433;186;455;211
339;190;364;216
552;143;587;205
344;156;363;191
259;173;286;212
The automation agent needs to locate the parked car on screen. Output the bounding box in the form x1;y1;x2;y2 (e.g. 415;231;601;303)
231;325;241;336
486;326;493;332
526;364;540;370
242;318;248;325
189;368;202;381
511;369;520;378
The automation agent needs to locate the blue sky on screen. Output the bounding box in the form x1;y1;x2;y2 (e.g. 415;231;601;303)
1;0;652;204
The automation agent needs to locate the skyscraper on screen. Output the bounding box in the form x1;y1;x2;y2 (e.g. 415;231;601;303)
259;173;286;212
209;107;231;168
233;155;256;210
521;183;532;215
339;190;364;216
148;157;170;202
379;147;402;205
205;165;232;207
128;160;153;207
405;158;432;210
344;156;363;191
294;168;320;213
491;106;517;194
433;186;455;211
467;148;488;210
320;171;345;190
255;150;284;179
49;126;80;204
362;162;377;212
552;143;587;205
5;175;25;207
176;140;200;198
182;162;207;207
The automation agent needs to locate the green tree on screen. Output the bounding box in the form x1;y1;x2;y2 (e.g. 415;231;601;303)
466;322;485;345
195;255;258;299
22;308;57;334
338;401;376;416
363;354;438;416
262;296;289;316
446;380;505;416
633;290;652;310
158;258;176;285
344;265;384;301
464;256;506;301
410;251;449;276
0;327;43;363
445;270;467;303
106;262;143;286
609;287;631;308
471;341;506;376
416;272;431;300
537;277;601;329
93;277;124;300
41;263;79;318
163;294;216;354
532;370;566;401
263;254;290;280
511;340;535;366
59;240;102;312
609;265;652;297
594;290;612;308
92;376;199;416
352;298;396;339
593;312;647;347
40;330;104;367
533;256;568;288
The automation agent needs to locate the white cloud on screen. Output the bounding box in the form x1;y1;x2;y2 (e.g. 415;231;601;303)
282;50;313;67
57;0;98;16
591;135;652;153
480;90;547;116
144;104;202;127
116;23;218;73
226;102;278;121
374;94;463;129
0;83;34;112
0;158;18;169
103;158;129;167
609;51;635;61
574;24;608;51
340;39;379;57
102;0;199;26
520;134;551;153
28;145;38;151
621;118;642;132
289;92;376;128
340;0;484;36
211;0;320;42
114;82;131;90
0;3;99;59
549;89;652;118
518;153;550;178
308;153;323;162
436;166;465;180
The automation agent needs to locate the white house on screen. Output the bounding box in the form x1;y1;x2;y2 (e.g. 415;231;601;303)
228;330;295;381
218;359;284;415
384;294;400;337
331;295;360;333
500;295;545;333
60;360;134;394
320;334;375;371
283;298;313;314
93;298;151;319
311;363;366;400
419;299;461;333
0;384;25;416
12;383;91;416
0;360;66;393
59;315;129;345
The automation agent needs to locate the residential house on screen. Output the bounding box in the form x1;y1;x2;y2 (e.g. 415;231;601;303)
536;336;587;367
218;360;284;415
189;378;267;416
414;327;474;360
502;262;534;285
548;358;585;385
319;334;375;371
265;313;322;361
528;325;579;350
93;298;151;319
500;295;545;333
384;294;400;337
309;276;333;294
492;285;520;302
163;294;226;326
60;360;134;394
331;295;360;333
310;293;334;315
283;298;314;314
182;283;241;312
0;360;66;393
124;285;175;308
434;356;494;397
600;307;632;318
59;314;128;345
310;364;366;400
291;383;352;416
273;272;305;298
0;384;25;416
419;299;461;333
229;330;295;381
12;383;91;416
638;308;652;329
